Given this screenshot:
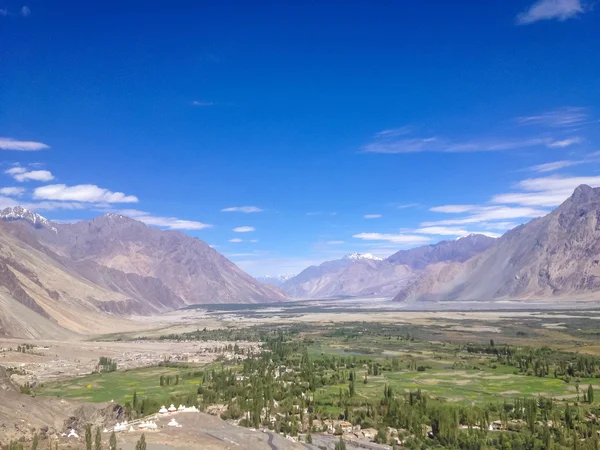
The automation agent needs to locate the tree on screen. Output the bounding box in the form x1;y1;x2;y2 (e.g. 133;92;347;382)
136;433;147;450
306;431;312;444
85;424;92;450
133;390;138;408
589;384;595;403
109;431;117;450
31;434;39;450
334;437;346;450
94;426;102;450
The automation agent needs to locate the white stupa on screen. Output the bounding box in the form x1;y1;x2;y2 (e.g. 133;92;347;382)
178;404;185;411
159;405;168;414
129;426;135;432
167;418;182;427
67;430;79;438
168;404;177;413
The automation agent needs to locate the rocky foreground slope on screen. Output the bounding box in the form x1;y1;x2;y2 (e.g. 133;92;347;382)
0;208;285;338
395;185;600;302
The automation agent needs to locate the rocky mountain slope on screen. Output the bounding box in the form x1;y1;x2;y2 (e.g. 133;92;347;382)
0;208;286;338
282;236;496;299
394;185;600;302
387;234;496;269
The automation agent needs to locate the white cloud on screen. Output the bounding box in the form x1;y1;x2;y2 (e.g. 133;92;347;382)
221;206;263;213
21;5;30;17
364;131;550;154
192;100;214;106
0;9;8;16
397;203;419;209
548;137;584;147
529;160;582;173
492;175;600;207
34;184;138;203
111;209;212;230
375;126;413;137
249;239;258;243
430;204;476;213
327;240;345;245
229;238;243;243
5;167;54;182
0;187;25;196
517;0;584;24
415;226;500;238
0;138;49;151
364;214;382;219
422;205;547;226
233;226;255;233
352;233;432;245
517;107;589;128
306;211;337;216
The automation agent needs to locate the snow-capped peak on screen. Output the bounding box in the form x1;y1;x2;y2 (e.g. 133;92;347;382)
0;206;57;232
344;252;383;261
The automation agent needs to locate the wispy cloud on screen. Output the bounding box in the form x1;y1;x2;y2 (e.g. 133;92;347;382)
364;214;382;219
221;206;263;213
517;0;584;24
111;209;212;230
415;226;500;238
229;238;243;243
34;184;139;203
492;175;600;207
364;128;551;154
21;6;30;17
517;107;589;128
0;187;25;196
397;203;419;209
352;233;432;245
0;138;49;151
548;137;584;147
0;9;8;16
192;100;214;106
375;126;413;138
233;226;255;233
528;160;583;173
423;205;547;226
5;166;54;182
327;240;345;245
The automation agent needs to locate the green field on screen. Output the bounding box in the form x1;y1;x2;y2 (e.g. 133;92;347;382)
38;365;208;404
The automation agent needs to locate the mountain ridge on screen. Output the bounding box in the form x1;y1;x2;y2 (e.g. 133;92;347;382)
394;185;600;302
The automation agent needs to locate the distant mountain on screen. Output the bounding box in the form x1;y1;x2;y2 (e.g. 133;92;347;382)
387;234;496;269
0;206;57;232
281;253;413;299
257;274;296;287
0;208;286;338
394;185;600;302
281;237;497;300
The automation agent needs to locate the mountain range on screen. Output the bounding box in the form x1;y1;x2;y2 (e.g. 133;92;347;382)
280;235;495;299
2;184;600;338
394;185;600;302
0;208;285;339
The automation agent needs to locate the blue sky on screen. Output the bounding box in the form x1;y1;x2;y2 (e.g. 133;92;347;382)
1;0;599;276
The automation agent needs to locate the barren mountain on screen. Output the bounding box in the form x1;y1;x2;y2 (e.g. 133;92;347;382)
395;185;600;302
34;213;286;305
0;208;286;338
281;253;413;298
387;234;496;269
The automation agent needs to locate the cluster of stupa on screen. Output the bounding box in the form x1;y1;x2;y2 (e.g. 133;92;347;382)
138;420;158;430
113;421;130;432
158;404;199;414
